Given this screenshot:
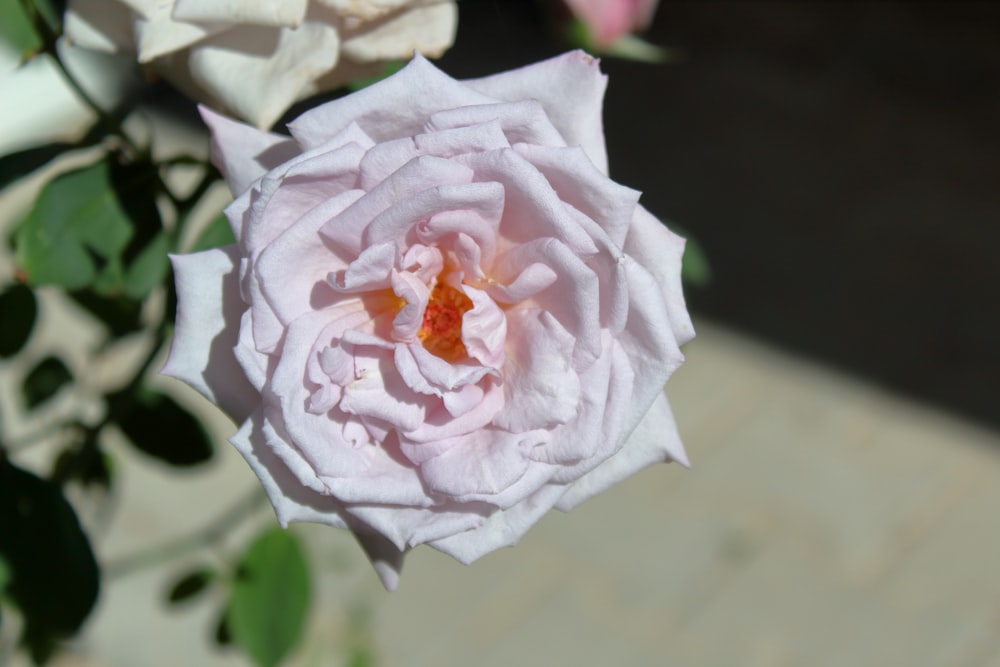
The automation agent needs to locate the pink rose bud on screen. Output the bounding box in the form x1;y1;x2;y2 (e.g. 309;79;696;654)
565;0;660;46
163;51;693;590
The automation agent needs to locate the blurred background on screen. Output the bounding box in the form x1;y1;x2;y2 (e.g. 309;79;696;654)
2;1;1000;666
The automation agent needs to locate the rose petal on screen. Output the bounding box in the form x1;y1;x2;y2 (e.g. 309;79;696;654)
458;148;597;257
464;50;610;174
513;143;639;249
255;190;362;325
134;4;224;62
492;309;580;433
419;427;538;501
624;206;696;346
189;21;340;129
364;181;504;251
393;343;498;398
172;0;308;26
542;335;631;475
339;2;457;61
414;120;511;158
163;246;258;423
200;106;299;195
459;286;506;369
321;155;474;256
428;483;568;564
230;409;350;527
554;391;688;512
352;531;405;592
288;53;494;149
490;237;602;369
65;0;137;53
427;100;566;151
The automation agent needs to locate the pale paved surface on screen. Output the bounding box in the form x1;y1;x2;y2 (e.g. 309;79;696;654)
4;316;1000;667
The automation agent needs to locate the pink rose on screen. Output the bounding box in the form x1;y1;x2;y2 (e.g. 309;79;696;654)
163;51;693;589
565;0;659;47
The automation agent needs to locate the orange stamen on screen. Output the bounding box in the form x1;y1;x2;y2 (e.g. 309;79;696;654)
418;281;473;362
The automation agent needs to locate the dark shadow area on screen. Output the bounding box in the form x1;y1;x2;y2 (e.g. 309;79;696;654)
438;0;1000;431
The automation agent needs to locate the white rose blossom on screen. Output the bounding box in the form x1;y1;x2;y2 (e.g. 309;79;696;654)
64;0;458;129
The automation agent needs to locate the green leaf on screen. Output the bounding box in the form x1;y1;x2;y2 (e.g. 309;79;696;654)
123;230;170;299
0;283;37;358
114;388;213;466
22;356;72;409
0;0;41;54
346;61;404;92
14;159;134;290
0;554;10;593
227;528;310;667
0;457;100;660
166;568;215;605
668;222;712;288
190;213;236;253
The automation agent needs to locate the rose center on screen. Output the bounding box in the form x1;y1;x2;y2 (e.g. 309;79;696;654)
418;281;472;362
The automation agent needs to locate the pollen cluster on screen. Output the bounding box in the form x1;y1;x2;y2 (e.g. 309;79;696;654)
418;281;473;362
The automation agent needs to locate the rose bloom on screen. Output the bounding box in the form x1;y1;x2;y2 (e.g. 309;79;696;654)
63;0;457;129
565;0;659;47
163;51;693;589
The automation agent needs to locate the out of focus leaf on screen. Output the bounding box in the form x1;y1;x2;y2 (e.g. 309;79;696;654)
190;213;236;253
0;0;41;54
667;222;712;288
0;554;10;593
0;457;100;662
347;61;404;92
14;159;133;290
227;528;310;667
90;156;167;300
681;234;712;287
347;646;376;667
114;388;213;466
123;230;169;299
0;283;37;358
166;568;215;605
22;356;72;409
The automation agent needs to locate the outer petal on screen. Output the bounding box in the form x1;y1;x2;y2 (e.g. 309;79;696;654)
199;106;298;195
230;410;350;528
464;51;610;174
172;0;308;26
554;390;688;511
162;246;258;423
133;4;224;62
625;206;696;346
189;21;340;129
64;0;136;53
340;2;457;62
428;484;568;564
288;53;495;149
232;410;406;591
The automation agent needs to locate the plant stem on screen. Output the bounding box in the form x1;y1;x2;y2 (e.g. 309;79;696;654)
103;486;268;579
